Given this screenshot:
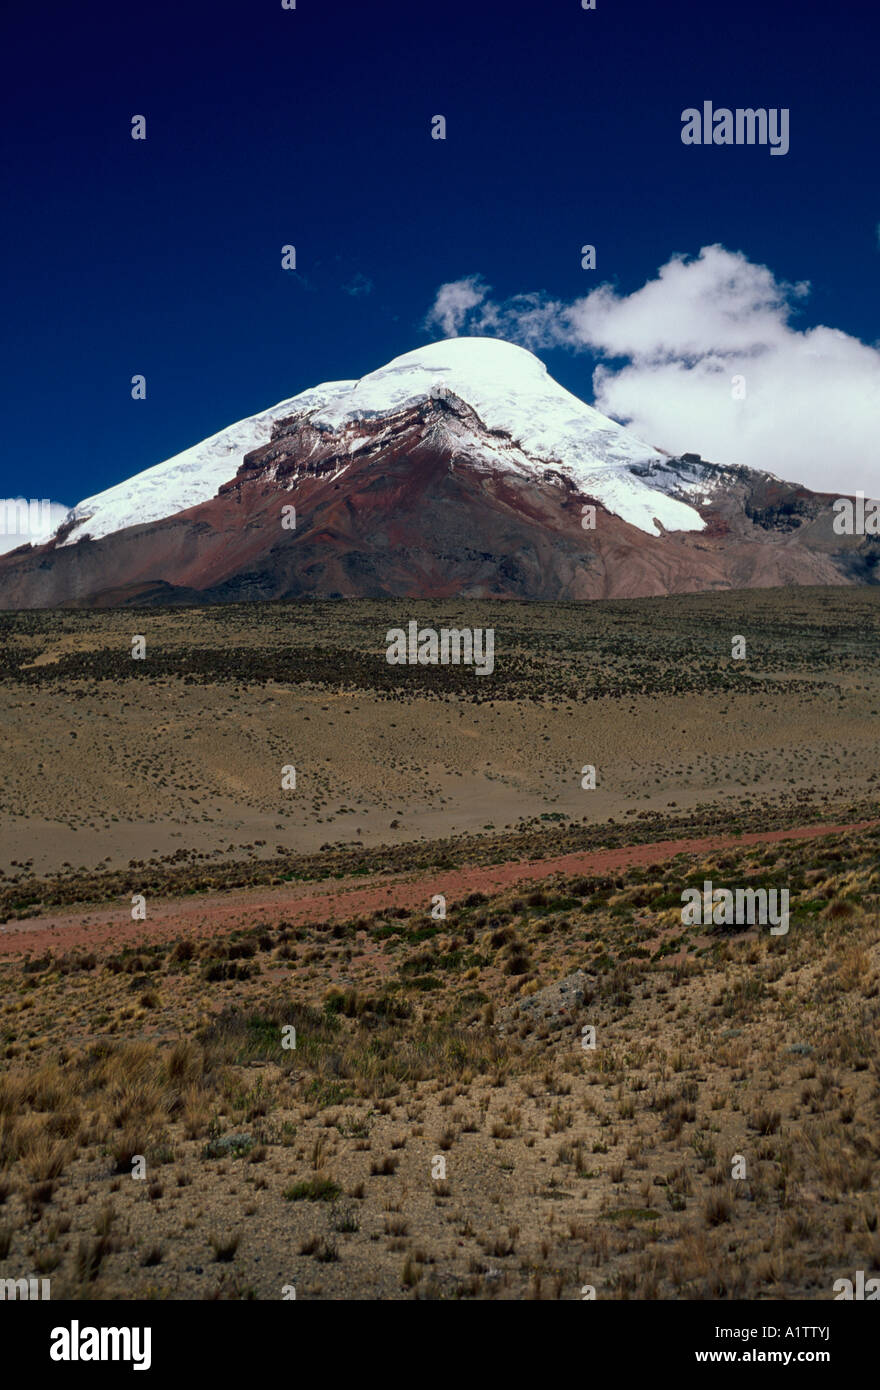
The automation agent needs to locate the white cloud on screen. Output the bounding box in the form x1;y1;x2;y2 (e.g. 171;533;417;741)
424;248;880;493
0;498;69;554
423;274;489;336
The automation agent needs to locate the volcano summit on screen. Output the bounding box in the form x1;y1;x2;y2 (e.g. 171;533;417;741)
0;338;874;607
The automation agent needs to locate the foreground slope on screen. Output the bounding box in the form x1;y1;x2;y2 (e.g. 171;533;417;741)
0;818;877;1299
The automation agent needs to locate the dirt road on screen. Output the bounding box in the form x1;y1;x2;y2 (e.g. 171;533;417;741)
0;818;871;959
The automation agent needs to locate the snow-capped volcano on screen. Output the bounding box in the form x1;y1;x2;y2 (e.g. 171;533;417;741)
1;336;870;609
52;339;705;546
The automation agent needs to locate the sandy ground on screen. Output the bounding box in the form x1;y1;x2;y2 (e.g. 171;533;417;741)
2;587;879;907
3;672;879;877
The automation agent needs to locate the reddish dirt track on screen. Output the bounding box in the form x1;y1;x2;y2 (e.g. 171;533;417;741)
0;819;873;960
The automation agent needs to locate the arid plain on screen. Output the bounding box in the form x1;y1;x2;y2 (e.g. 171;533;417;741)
0;587;878;1298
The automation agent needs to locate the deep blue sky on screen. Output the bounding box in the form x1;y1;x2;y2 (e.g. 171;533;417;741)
2;0;877;507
